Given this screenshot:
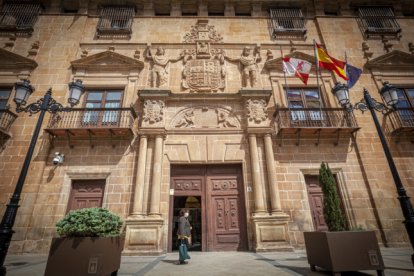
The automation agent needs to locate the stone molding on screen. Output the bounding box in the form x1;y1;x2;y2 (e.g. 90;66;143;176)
365;50;414;71
0;48;38;71
71;50;144;72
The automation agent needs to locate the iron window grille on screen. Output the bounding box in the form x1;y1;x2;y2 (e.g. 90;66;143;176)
0;2;41;37
96;6;135;39
270;8;306;40
357;7;401;39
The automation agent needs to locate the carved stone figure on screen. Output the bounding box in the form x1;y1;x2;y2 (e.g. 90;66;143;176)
145;46;181;87
175;109;195;128
226;46;262;88
217;109;236;128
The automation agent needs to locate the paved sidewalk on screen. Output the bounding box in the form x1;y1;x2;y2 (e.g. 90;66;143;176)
4;248;413;276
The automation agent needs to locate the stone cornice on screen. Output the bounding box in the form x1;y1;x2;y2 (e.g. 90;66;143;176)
71;50;144;71
0;48;38;71
365;50;414;71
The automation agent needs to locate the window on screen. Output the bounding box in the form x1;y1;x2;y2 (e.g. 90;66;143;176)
182;0;198;16
208;3;225;16
82;90;123;126
0;3;41;36
96;6;135;39
270;8;306;39
395;88;414;125
286;88;324;122
0;89;11;110
358;7;401;39
235;4;251;16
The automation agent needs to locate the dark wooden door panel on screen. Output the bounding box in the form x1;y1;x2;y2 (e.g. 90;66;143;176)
68;180;105;212
207;173;247;251
305;175;328;232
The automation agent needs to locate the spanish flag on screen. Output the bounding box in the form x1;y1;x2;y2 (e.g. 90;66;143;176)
316;42;348;81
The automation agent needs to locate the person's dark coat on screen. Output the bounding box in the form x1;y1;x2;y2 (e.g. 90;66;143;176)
177;216;191;238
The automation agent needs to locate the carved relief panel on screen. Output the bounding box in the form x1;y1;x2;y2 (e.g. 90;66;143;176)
142;99;165;125
170;105;240;129
246;99;268;124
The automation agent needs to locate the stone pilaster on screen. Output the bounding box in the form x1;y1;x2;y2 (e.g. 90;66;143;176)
149;134;164;216
263;133;282;213
248;133;266;214
131;135;148;216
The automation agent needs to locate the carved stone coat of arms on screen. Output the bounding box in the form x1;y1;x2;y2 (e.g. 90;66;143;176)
182;58;225;92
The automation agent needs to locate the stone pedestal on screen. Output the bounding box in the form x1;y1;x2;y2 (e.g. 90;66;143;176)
123;216;164;255
252;213;293;252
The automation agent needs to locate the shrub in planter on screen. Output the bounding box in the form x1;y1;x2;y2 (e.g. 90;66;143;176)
56;207;123;237
304;163;384;276
45;208;124;276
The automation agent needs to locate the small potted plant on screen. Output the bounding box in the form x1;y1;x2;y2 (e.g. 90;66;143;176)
304;162;385;276
45;207;124;276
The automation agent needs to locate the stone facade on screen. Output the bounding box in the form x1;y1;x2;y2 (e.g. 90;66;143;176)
0;0;413;255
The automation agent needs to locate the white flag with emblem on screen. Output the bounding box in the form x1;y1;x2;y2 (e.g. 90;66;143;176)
282;57;312;85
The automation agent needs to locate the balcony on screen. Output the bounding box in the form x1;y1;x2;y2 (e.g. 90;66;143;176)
96;6;134;39
0;108;17;139
44;107;137;140
384;108;414;135
358;7;401;39
269;8;307;40
273;108;360;145
0;3;41;37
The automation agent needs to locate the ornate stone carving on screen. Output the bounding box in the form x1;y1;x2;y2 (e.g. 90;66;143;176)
175;109;195;127
217;109;237;127
183;19;223;43
182;51;226;92
171;106;240;129
145;45;182;87
226;45;262;88
143;100;165;123
246;99;267;123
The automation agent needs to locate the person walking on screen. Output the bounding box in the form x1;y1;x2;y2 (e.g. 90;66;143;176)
177;208;192;265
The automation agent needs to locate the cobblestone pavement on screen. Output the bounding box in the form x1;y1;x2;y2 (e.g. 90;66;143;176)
4;247;413;276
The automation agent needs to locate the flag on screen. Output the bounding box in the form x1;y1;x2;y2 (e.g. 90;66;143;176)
346;63;362;89
282;57;312;85
315;42;348;81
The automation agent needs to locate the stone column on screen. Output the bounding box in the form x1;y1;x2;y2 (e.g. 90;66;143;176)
131;135;148;216
248;134;266;213
149;134;164;216
264;134;282;213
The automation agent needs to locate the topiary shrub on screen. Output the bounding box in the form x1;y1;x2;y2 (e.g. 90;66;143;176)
56;207;123;237
319;162;346;231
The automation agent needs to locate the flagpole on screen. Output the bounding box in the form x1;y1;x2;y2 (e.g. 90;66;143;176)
280;45;290;107
313;39;321;96
313;39;323;120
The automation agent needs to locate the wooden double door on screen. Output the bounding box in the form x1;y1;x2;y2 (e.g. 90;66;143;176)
169;165;248;252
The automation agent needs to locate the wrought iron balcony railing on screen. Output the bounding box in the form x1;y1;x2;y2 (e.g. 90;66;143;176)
96;6;134;39
45;107;137;138
0;108;17;136
384;108;414;135
357;7;401;39
274;107;359;135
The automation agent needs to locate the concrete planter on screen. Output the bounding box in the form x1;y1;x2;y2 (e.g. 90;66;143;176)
44;236;124;276
304;231;384;276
